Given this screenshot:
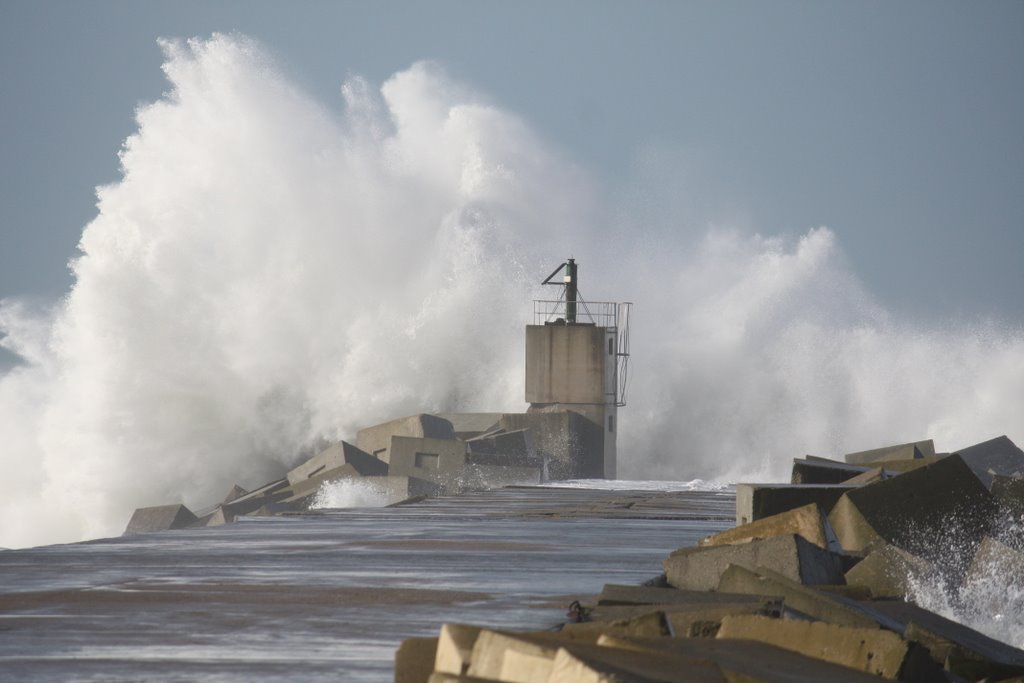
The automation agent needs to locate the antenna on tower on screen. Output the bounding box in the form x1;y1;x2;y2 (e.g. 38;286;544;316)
540;258;577;324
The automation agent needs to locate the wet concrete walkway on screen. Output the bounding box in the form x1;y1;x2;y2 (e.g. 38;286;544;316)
0;485;734;682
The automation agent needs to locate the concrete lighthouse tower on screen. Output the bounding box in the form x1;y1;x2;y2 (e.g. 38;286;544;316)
524;259;631;479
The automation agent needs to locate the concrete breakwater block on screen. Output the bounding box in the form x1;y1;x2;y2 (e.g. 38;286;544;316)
388;436;467;491
588;600;781;623
547;641;728;682
868;599;1024;681
286;441;386;485
596;583;779;607
844;439;934;465
466;630;583;681
716;564;885;629
561;611;670;639
858;457;944;474
954;435;1024;490
715;613;911;678
220;478;291;519
966;536;1024;590
699;502;842;552
735;484;857;525
791;457;871;485
840;467;897;486
827;454;997;556
597;635;896;683
582;603;784;641
436;412;503;440
993;474;1024;518
843;543;931;599
123;504;198;535
356;413;455;465
665;534;846;591
460;463;542;489
280;464;363;504
499;410;603;480
465;428;537;465
395;636;439;683
434;624;483;676
221;484;248;504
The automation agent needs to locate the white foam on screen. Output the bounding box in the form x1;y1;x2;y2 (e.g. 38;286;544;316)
0;33;1021;553
906;520;1024;650
309;479;393;509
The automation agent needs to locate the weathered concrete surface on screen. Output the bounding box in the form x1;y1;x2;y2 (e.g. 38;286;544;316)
716;614;909;678
700;502;841;552
203;507;230;527
993;474;1024;518
465;429;536;466
286;441;386;485
394;636;438;683
716;564;883;629
868;599;1024;680
459;464;542;489
561;610;670;639
843;543;930;599
954;434;1024;490
844;440;934;465
827;454;997;556
665;602;783;638
123;504;198;535
466;630;572;681
387;436;467;490
221;478;291;518
499;410;604;480
665;534;846;591
585;601;783;640
841;467;892;486
435;624;482;676
735;484;856;525
524;324;607;405
967;536;1024;586
356;414;455;464
791;457;871;485
548;641;728;682
598;634;896;682
280;464;362;503
358;475;444;504
436;413;502;440
222;484;248;504
858;458;944;473
596;584;778;608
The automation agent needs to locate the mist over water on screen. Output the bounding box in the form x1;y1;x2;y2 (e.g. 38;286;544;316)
0;34;1022;553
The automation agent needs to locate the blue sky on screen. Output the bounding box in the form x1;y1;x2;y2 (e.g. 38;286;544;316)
2;1;1023;321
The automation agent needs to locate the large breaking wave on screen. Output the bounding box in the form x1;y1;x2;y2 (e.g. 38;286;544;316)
1;34;1022;552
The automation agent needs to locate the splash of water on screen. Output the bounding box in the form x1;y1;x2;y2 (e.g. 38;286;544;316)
0;33;1022;558
309;479;393;509
906;516;1024;650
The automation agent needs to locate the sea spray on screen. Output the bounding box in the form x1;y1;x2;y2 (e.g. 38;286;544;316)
906;515;1024;650
0;34;586;547
310;479;393;509
0;33;1022;553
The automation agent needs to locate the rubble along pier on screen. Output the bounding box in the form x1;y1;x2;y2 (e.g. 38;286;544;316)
403;436;1024;683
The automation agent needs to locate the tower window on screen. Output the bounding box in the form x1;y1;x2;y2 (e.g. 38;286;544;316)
608;415;614;433
415;452;440;469
608;338;614;355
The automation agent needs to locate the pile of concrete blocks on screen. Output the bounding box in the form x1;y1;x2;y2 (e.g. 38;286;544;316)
124;409;593;535
394;435;1024;682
